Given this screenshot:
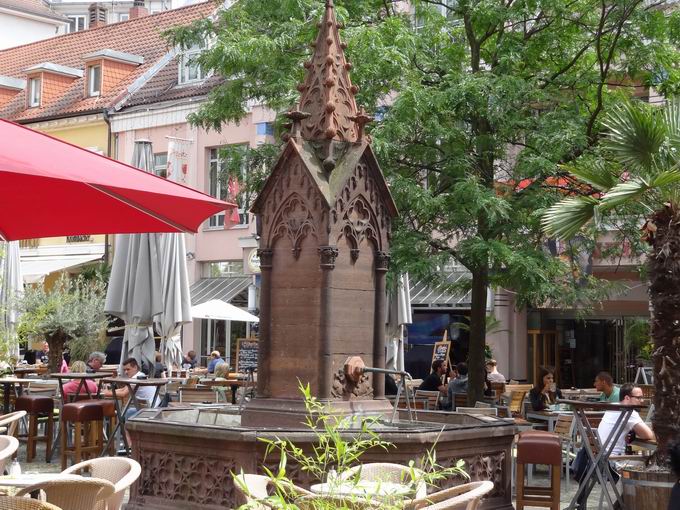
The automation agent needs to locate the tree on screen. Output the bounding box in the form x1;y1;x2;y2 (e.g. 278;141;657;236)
542;100;680;463
170;0;680;403
17;276;108;373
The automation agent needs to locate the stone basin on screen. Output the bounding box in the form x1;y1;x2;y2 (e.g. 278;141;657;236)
125;406;516;510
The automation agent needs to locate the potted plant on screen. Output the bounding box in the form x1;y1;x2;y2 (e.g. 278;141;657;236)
17;275;107;373
543;100;680;507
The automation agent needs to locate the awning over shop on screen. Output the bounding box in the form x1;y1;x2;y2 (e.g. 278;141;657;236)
22;254;103;283
190;276;251;306
409;271;472;307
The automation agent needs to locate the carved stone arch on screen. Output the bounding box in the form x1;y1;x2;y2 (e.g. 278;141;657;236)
269;192;319;259
336;194;382;262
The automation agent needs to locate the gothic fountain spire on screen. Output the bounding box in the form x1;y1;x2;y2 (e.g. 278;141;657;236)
288;0;371;143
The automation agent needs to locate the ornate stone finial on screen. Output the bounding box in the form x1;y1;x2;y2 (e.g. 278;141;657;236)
350;106;372;142
285;109;311;140
296;0;367;143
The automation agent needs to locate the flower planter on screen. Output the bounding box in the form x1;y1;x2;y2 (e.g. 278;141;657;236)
621;467;675;509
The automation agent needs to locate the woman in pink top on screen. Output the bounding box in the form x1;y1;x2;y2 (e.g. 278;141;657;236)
61;360;98;399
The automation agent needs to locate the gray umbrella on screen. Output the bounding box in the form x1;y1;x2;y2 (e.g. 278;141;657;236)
386;273;412;372
0;241;23;359
105;141;162;373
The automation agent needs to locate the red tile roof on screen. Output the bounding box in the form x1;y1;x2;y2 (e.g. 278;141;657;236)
0;1;216;122
0;0;67;22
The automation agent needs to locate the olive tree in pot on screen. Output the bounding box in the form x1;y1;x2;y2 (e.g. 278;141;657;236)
543;100;680;507
18;275;107;374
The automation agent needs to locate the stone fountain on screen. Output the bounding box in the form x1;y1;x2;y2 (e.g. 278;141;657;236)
124;2;516;509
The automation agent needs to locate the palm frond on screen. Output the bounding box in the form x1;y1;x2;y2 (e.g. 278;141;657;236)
541;196;599;239
599;170;680;211
602;101;665;171
561;159;618;192
663;100;680;158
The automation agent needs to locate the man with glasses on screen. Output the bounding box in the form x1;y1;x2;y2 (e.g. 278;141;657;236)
597;383;655;460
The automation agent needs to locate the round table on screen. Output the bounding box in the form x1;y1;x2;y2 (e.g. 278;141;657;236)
310;480;413;498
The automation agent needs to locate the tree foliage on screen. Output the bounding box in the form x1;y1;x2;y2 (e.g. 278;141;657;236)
170;0;680;401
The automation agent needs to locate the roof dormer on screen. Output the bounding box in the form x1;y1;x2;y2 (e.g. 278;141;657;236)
82;50;144;98
0;76;26;108
23;63;83;108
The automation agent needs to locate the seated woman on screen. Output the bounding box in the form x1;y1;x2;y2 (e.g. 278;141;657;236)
529;366;563;411
61;361;98;400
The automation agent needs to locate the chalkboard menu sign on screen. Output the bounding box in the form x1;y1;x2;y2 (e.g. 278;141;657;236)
431;340;451;365
236;338;258;373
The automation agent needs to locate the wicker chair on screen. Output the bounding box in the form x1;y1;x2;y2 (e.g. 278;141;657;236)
405;480;494;510
0;435;19;474
339;463;427;499
61;457;141;510
0;496;63;510
0;410;27;436
233;473;313;508
16;477;115;510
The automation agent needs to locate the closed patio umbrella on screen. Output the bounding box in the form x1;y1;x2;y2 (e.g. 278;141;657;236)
0;241;23;358
105;141;162;373
386;273;412;372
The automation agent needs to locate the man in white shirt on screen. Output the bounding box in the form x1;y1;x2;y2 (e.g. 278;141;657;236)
102;357;159;414
597;383;654;458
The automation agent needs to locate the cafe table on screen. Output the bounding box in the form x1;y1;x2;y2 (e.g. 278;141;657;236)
201;378;246;405
0;473;85;490
0;377;55;414
559;399;648;510
102;377;168;455
310;480;412;498
50;372;110;401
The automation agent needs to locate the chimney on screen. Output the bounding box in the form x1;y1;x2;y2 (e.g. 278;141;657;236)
88;3;107;28
129;0;149;19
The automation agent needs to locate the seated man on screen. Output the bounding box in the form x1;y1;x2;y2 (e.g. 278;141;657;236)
594;371;620;402
597;383;654;464
207;350;226;374
85;351;106;373
485;359;506;383
183;350;199;369
418;359;448;394
447;362;469;409
102;357;160;419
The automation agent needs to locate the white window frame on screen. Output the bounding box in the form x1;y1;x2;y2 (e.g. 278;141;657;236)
67;15;86;33
28;77;41;108
118;13;129;22
153;153;168;178
88;64;101;97
207;146;249;229
178;46;205;84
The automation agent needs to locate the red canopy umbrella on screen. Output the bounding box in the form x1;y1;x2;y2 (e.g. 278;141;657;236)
0;119;234;240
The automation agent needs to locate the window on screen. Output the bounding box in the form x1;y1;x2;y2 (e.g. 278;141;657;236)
255;122;274;136
208;261;244;277
67;15;86;33
118;13;129;22
178;47;204;84
28;77;41;107
154;153;168;178
88;65;101;97
207;147;249;228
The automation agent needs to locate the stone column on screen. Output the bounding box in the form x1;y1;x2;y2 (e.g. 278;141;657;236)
256;248;273;397
318;246;338;400
373;251;390;399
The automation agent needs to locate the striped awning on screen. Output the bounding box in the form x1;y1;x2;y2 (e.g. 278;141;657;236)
190;276;251;306
409;271;472;307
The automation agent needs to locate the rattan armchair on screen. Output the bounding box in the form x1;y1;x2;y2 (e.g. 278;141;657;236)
16;477;115;510
0;410;27;436
404;481;494;510
0;435;19;475
233;473;313;508
61;457;141;510
0;496;62;510
339;463;427;499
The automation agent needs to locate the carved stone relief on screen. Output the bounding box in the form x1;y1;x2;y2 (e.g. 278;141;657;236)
330;367;373;400
137;449;236;506
438;451;506;498
270;193;318;259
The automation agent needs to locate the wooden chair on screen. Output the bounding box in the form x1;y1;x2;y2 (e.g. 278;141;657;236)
490;382;506;402
553;414;576;490
508;390;528;417
414;390;440;411
474;401;492;408
453;393;468;410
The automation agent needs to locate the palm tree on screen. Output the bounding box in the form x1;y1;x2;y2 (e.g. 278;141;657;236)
542;100;680;464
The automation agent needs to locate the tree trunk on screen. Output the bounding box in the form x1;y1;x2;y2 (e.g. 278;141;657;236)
45;330;69;374
468;268;489;406
648;204;680;464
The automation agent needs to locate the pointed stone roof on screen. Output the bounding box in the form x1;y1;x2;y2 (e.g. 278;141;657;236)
295;0;370;143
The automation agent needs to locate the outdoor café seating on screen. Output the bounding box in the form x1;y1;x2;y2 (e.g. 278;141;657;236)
338;462;427;499
62;457;141;510
0;496;63;510
16;477;115;510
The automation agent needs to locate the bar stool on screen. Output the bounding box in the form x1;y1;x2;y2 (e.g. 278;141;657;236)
87;399;117;454
516;430;562;510
14;395;54;463
60;401;104;470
